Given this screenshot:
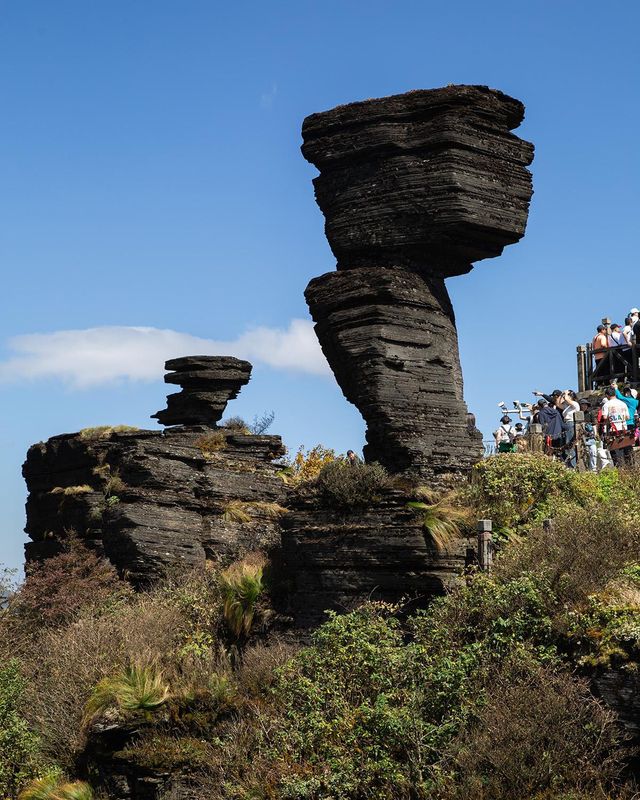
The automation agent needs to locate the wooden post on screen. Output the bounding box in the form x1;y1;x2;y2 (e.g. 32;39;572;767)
573;410;585;471
528;422;544;454
632;338;638;387
577;345;587;392
477;519;493;573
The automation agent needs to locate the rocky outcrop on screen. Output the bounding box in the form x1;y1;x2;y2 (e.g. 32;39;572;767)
23;357;286;584
302;85;534;482
282;488;473;628
152;356;252;427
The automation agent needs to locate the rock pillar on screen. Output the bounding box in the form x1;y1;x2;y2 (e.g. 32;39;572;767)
301;85;534;482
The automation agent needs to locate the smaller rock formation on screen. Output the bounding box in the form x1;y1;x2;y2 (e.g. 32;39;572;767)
152;356;252;427
23;356;286;584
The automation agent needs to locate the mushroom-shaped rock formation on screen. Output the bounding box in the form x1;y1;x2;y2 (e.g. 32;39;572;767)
302;85;534;481
152;355;252;427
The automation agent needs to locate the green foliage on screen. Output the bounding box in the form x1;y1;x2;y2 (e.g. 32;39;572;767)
0;660;54;799
315;460;390;509
18;777;92;800
468;453;582;536
219;560;264;639
84;663;169;723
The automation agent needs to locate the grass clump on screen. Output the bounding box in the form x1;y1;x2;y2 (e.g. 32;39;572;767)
406;491;473;550
49;486;92;497
219;558;265;639
79;425;138;441
18;777;92;800
84;663;169;724
315;460;389;509
195;431;227;457
221;500;287;524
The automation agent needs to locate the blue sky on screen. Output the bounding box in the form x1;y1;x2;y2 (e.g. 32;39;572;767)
1;1;639;571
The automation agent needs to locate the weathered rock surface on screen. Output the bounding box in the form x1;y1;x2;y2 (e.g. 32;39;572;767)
23;426;287;584
152;356;252;427
302;85;533;482
306;268;482;478
281;489;473;628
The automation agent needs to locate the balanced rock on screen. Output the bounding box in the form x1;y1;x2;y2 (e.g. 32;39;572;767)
152;355;252;427
302;85;534;481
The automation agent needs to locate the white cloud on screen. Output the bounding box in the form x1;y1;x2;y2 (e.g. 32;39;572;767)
0;319;330;389
260;82;278;109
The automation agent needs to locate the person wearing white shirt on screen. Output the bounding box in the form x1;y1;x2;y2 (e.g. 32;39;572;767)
601;387;631;466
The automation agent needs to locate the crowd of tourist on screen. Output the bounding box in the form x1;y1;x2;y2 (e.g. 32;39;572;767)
493;381;640;471
591;309;640;383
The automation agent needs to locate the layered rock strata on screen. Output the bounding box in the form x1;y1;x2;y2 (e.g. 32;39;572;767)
23;356;286;584
23;426;286;585
152;355;252;427
281;489;473;628
302;85;534;481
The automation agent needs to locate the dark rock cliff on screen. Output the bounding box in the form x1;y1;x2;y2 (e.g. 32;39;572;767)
302;85;534;482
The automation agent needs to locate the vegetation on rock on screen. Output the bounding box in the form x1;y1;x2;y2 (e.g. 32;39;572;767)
2;453;640;799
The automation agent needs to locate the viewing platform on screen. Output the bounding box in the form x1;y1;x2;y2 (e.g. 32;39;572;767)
577;318;640;391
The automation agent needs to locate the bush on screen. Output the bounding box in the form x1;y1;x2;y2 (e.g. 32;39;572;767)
221;416;251;434
315;460;390;509
496;505;640;612
438;657;624;800
0;660;53;799
17;590;186;767
468;453;583;536
278;444;337;485
8;538;131;633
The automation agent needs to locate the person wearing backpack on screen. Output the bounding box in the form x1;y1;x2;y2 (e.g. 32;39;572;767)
493;415;516;453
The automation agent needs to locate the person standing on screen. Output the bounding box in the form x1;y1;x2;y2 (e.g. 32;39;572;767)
602;387;631;466
493;415;516;453
610;381;639;429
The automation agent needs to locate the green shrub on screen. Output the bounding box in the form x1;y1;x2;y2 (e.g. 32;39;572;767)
0;660;53;799
84;663;169;724
315;460;389;509
219;559;264;639
468;453;582;536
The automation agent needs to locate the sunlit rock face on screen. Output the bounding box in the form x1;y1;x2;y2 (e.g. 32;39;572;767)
302;85;534;481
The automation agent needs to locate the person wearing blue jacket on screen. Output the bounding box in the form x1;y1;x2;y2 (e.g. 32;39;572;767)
610;381;639;429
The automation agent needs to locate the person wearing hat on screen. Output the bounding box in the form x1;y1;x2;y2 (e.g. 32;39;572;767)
493;414;516;453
